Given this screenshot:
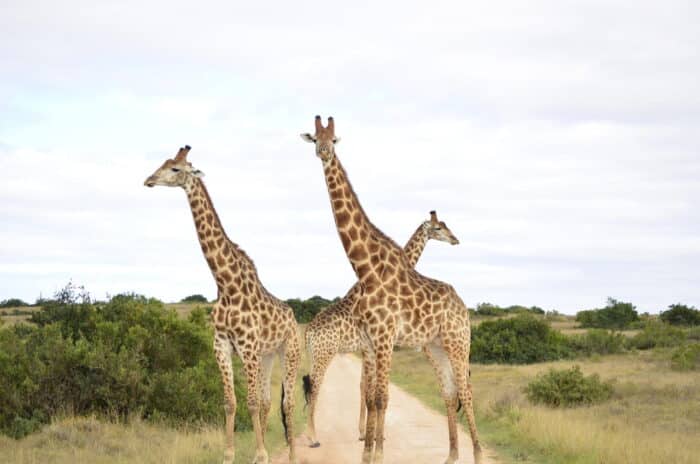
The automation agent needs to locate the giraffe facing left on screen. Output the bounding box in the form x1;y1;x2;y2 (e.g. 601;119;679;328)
144;146;300;464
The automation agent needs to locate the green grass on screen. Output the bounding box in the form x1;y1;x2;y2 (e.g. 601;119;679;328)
390;348;700;464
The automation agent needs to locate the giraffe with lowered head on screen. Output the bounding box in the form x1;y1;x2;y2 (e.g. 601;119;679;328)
301;117;482;464
144;146;300;464
302;211;462;451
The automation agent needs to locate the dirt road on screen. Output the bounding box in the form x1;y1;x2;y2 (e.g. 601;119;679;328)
274;355;493;464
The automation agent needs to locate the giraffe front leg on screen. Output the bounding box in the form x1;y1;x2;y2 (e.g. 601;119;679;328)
371;344;393;464
358;350;373;441
361;350;377;464
258;354;275;443
213;334;237;464
241;352;268;464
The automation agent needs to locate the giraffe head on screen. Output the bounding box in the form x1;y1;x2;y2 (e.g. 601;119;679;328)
426;210;460;245
143;145;204;188
300;115;341;163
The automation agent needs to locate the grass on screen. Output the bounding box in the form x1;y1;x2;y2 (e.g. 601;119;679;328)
1;328;311;464
390;348;700;464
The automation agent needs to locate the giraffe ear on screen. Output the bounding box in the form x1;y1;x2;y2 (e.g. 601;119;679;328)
300;133;316;143
192;169;205;178
332;136;341;144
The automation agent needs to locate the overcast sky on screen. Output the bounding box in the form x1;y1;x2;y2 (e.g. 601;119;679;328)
1;1;698;313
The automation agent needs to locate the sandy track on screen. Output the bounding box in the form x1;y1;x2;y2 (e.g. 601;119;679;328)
273;355;493;464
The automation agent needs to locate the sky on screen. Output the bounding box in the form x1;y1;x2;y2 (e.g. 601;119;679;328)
1;1;698;313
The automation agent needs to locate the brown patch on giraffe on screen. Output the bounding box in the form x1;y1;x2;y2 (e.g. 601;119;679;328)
348;227;358;241
336;211;351;228
348;245;368;262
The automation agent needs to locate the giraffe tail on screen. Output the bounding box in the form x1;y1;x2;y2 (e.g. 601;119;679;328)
302;374;313;407
280;383;290;444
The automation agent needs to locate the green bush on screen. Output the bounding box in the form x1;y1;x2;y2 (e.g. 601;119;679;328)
0;284;251;438
285;295;335;323
568;329;626;357
471;314;571;364
180;294;209;303
576;298;639;330
660;304;700;326
525;365;614;407
627;321;687;350
670;344;700;371
0;298;29;308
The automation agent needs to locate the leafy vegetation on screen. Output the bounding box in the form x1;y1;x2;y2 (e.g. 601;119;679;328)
0;283;249;439
284;295;337;323
180;294;209;303
660;303;700;326
474;302;544;317
671;343;700;371
524;365;614;407
567;329;626;356
471;314;571;364
576;297;639;329
627;320;687;350
0;298;30;308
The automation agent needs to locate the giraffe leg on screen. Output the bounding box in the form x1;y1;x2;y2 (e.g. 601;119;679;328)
358;349;374;441
361;349;377;464
213;333;237;464
370;343;393;464
280;333;301;464
424;344;459;464
304;348;332;448
445;340;482;464
241;352;268;464
258;353;275;442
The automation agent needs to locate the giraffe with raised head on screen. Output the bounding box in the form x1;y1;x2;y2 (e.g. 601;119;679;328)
302;211;461;447
301;117;482;464
144;146;299;464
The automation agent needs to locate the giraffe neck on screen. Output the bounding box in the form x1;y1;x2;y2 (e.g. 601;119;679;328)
183;177;254;292
403;222;430;268
322;154;402;280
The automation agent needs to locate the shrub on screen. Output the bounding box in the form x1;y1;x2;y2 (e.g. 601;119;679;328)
180;294;209;303
576;298;639;330
670;344;700;371
627;321;687;350
660;304;700;326
0;298;29;308
0;283;251;438
471;314;571;364
525;365;614;407
474;302;506;317
285;295;335;323
568;329;626;357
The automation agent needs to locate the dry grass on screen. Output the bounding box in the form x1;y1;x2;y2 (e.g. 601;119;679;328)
390;349;700;464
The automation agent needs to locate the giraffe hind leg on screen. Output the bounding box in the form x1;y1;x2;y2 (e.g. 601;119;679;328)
424;343;459;464
280;332;300;464
445;341;482;464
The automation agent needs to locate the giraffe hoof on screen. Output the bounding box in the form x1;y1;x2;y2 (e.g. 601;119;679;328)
310;441;321;448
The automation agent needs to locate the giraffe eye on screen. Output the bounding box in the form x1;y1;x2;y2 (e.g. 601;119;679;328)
171;168;181;172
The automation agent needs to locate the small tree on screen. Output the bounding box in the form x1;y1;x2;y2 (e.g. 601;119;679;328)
576;298;638;330
475;302;505;317
525;365;614;407
180;294;209;303
660;304;700;326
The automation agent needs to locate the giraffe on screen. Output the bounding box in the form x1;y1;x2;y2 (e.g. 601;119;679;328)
144;146;300;464
302;211;460;447
301;117;482;464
